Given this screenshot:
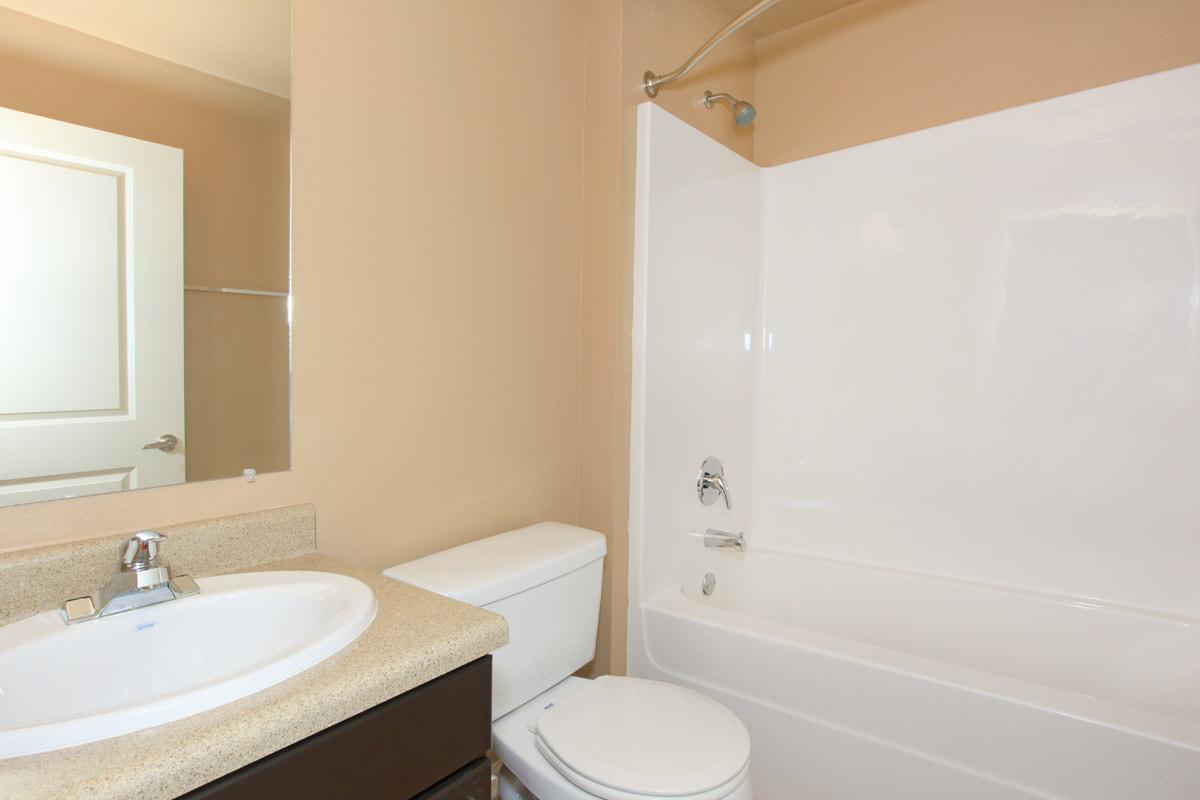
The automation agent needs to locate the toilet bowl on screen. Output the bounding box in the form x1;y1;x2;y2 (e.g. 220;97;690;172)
383;522;753;800
494;676;751;800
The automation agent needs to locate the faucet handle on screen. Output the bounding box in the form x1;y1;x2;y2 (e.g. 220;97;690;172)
697;457;732;510
122;531;166;571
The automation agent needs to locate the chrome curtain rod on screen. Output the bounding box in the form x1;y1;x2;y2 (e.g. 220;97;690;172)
184;284;288;298
643;0;780;97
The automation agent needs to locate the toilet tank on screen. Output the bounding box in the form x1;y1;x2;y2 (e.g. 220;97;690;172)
383;522;606;719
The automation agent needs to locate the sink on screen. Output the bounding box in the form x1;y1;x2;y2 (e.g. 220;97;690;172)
0;570;377;758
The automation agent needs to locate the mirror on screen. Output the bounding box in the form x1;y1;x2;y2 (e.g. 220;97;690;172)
0;2;292;507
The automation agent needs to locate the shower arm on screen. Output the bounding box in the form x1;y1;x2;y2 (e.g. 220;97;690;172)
643;0;780;97
704;91;737;109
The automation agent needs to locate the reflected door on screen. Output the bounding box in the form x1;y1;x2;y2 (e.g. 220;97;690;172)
0;107;184;506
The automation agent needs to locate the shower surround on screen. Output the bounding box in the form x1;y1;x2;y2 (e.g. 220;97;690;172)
629;64;1200;799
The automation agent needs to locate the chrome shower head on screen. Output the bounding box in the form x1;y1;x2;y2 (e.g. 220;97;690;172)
704;90;757;126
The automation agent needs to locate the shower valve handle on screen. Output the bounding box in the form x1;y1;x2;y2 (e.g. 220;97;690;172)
697;457;732;510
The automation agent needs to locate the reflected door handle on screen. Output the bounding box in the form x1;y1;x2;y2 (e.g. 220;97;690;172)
142;434;179;452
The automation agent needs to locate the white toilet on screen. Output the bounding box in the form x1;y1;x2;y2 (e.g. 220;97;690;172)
384;522;752;800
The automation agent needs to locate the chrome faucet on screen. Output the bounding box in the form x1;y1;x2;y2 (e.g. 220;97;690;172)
704;528;745;552
62;531;200;624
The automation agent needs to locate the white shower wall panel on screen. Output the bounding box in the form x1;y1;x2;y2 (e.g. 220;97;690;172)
757;64;1200;615
630;65;1200;800
630;103;760;613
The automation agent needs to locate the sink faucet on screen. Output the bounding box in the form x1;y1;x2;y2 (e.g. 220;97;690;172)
62;531;200;624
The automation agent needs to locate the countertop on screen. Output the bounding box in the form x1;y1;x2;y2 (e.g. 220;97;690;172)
0;553;509;800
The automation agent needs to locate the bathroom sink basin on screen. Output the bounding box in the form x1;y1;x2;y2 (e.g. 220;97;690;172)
0;570;376;758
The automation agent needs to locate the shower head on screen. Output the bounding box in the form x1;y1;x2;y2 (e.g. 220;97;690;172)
704;90;757;126
733;100;757;126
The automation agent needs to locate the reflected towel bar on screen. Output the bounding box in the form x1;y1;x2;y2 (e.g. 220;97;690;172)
184;284;288;298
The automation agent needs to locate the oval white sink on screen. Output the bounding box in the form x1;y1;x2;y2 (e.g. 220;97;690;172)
0;570;376;758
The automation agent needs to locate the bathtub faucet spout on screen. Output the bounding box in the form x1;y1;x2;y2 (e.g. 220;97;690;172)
704;528;745;552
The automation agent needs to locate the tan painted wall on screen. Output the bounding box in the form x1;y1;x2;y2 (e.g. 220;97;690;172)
0;0;589;592
754;0;1200;165
289;0;586;572
0;8;291;482
580;0;626;679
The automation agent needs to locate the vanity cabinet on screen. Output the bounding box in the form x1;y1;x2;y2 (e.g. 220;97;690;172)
180;656;492;800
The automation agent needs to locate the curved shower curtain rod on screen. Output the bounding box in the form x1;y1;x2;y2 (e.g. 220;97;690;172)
642;0;780;97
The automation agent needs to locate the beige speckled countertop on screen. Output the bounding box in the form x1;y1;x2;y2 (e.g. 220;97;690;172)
0;552;508;800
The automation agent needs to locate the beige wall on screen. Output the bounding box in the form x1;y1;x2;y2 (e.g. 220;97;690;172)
0;0;588;578
580;0;626;679
755;0;1200;165
0;8;291;482
289;0;586;572
0;0;606;678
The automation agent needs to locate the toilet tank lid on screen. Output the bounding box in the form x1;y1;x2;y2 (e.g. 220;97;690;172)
382;522;606;607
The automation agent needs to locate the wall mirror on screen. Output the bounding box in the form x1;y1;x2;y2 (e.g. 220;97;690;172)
0;1;292;507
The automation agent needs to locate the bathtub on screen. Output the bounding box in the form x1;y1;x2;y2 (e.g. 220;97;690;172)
630;548;1200;800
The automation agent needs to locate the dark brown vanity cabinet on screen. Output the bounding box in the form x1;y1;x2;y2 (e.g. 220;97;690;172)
181;656;492;800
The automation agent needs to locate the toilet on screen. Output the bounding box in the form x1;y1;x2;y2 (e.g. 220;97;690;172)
383;522;753;800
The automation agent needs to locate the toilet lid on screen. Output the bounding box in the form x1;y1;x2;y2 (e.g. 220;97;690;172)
534;676;750;798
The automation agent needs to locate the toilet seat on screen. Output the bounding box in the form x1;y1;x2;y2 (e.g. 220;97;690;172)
536;740;750;800
532;675;751;800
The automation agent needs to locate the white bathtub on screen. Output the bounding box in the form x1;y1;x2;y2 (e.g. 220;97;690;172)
632;548;1200;800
